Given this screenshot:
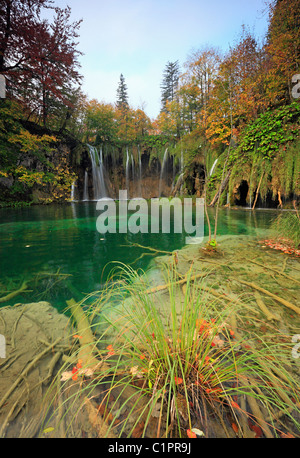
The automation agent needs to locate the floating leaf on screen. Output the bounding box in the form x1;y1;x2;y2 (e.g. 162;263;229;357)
187;429;197;438
42;427;55;434
232;423;239;434
191;428;205;437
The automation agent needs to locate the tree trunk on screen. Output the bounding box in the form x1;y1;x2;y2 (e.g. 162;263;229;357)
252;172;264;210
209;170;231;207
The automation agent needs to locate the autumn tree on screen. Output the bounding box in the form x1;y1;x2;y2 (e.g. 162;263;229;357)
205;30;268;146
0;0;50;73
180;47;220;133
132;108;152;140
83;99;117;144
266;0;300;104
0;1;82;127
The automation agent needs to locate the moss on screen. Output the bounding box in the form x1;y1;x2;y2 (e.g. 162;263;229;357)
225;104;300;204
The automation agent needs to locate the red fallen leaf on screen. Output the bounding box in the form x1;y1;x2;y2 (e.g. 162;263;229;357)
205;387;222;395
132;421;145;438
205;388;213;394
187;429;197;438
249;422;263;438
232;423;239;434
174;376;183;385
231;400;240;410
106;344;115;356
71;366;78;381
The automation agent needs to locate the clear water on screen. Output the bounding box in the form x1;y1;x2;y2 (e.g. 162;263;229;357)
0;202;278;311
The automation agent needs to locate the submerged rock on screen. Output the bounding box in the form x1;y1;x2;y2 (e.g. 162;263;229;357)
0;302;73;438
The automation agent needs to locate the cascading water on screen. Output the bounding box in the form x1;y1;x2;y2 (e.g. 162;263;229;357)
158;147;168;197
83;170;88;201
70;181;76;201
126;148;130;197
181;151;184;173
138;147;142;197
131;154;135;187
87;144;108;200
98;147;107;198
209;158;218;177
171;151;184;195
179;151;184;195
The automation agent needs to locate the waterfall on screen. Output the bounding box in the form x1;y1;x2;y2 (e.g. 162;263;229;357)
87;144;108;200
138;146;142;197
98;147;107;198
131;154;135;185
209;158;218;177
159;147;168;197
70;181;76;201
83;170;88;201
179;151;184;195
126;147;130;196
181;151;184;172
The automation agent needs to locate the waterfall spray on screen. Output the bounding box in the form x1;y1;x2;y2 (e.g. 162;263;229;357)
83;170;88;201
126;147;130;197
87;145;108;200
159;148;168;197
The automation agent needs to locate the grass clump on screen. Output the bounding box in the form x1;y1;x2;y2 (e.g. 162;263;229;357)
42;264;300;438
271;206;300;249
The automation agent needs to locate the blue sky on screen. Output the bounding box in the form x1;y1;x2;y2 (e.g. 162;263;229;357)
47;0;271;119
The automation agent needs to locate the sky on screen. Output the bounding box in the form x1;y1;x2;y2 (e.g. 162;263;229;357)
46;0;271;120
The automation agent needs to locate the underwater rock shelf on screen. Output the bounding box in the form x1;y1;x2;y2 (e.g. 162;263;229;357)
0;302;74;438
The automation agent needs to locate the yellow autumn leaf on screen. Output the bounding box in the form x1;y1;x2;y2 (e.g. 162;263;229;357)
42;427;55;434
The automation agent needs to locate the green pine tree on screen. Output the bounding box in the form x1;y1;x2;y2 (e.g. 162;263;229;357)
160;61;180;112
116;74;129;110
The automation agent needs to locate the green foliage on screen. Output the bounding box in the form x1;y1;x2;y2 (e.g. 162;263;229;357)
0;100;24;169
237;102;300;161
228;103;300;202
8;130;57;163
142;134;170;149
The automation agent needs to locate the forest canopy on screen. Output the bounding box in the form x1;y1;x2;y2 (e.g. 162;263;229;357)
0;0;299;206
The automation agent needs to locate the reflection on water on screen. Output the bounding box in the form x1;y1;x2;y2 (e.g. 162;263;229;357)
0;202;278;310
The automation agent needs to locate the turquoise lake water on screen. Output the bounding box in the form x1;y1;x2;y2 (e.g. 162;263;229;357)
0;202;278;311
